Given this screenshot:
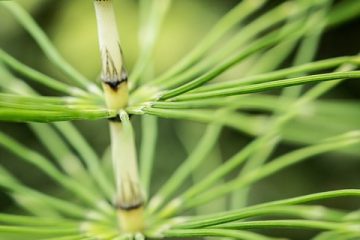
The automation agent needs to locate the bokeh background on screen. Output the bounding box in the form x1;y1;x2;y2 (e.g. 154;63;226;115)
0;1;360;239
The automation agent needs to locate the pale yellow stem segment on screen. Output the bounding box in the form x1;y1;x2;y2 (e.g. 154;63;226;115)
94;0;128;110
110;113;145;233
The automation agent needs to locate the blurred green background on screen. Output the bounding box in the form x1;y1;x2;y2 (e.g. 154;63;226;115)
0;1;360;239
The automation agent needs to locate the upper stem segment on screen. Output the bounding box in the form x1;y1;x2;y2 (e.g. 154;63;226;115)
94;0;128;110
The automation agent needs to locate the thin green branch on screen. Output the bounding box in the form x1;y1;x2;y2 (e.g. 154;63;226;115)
0;214;77;227
175;205;345;229
0;108;114;122
151;1;301;91
172;71;360;101
184;131;360;210
155;136;271;218
148;95;288;112
212;219;358;232
0;65;114;202
163;228;279;240
41;235;91;240
0;225;79;236
148;123;222;214
140;115;158;197
53;122;115;202
159;22;304;100
192;56;360;93
0;1;101;94
0;166;91;219
313;230;360;240
0;132;107;210
152;0;267;85
327;0;360;28
140;108;262;136
28;123;94;187
0;50;87;96
0;93;112;122
231;1;331;208
130;0;171;87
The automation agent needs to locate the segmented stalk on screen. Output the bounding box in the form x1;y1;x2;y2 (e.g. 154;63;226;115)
93;0;144;234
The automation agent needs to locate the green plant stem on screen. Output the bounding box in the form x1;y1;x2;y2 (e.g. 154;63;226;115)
0;108;115;122
0;63;35;94
0;64;115;203
0;166;94;220
148;123;222;214
42;235;93;240
180;62;358;213
0;93;110;121
192;56;360;93
0;93;93;105
159;22;304;100
140;108;263;136
313;230;360;240
245;37;299;77
0;2;101;94
172;71;360;101
211;220;358;232
149;95;286;111
0;214;77;226
53;122;115;202
151;0;313;93
0;225;79;236
0;50;87;96
129;0;171;87
163;228;279;240
176;205;345;229
231;1;330;208
155;136;271;218
28;123;93;187
148;1;297;92
327;0;360;28
0;132;109;212
152;0;267;86
140;115;158;197
184;132;360;210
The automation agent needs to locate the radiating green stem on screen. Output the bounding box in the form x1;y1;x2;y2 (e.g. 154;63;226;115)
163;228;279;240
148;123;222;214
0;50;87;96
157;1;303;90
184;132;360;210
0;166;91;220
231;1;330;208
152;0;267;85
172;71;360;101
0;1;101;94
193;56;360;93
141;108;263;136
140;115;158;197
0;132;108;212
212;220;358;232
53;122;115;202
130;0;171;87
160;22;304;100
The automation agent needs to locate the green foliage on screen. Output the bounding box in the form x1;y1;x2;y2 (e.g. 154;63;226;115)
0;0;360;239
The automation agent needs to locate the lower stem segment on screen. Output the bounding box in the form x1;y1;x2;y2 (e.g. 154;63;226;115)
109;112;145;233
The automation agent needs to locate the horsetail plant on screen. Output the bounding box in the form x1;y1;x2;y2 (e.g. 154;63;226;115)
0;0;360;239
